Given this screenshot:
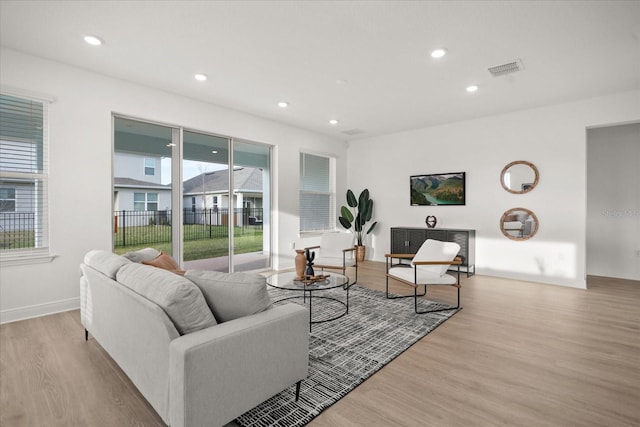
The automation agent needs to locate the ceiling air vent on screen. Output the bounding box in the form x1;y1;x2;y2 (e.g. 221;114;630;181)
342;128;365;136
488;59;524;77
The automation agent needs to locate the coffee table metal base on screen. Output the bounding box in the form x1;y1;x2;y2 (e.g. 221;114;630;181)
274;287;349;332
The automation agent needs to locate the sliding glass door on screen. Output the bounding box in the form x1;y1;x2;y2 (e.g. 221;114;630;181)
232;139;270;272
182;130;231;271
112;116;271;272
113;117;175;257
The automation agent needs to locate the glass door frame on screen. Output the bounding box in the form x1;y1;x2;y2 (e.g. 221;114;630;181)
112;114;272;272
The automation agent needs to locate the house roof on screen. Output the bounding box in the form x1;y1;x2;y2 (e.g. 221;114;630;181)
182;167;263;195
114;177;170;190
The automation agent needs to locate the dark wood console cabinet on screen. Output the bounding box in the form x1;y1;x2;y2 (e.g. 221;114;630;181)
390;227;476;276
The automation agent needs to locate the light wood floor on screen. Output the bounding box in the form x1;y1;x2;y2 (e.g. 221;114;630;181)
1;262;639;426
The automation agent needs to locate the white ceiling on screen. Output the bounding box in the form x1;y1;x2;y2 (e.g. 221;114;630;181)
1;0;639;141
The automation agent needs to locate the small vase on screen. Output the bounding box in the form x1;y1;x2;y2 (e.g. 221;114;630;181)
295;249;306;279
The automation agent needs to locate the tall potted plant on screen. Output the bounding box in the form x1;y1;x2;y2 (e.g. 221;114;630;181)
338;188;378;262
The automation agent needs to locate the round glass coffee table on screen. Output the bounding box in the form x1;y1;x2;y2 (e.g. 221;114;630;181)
266;271;350;332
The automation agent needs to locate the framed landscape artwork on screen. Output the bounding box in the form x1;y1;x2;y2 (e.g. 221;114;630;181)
410;172;466;206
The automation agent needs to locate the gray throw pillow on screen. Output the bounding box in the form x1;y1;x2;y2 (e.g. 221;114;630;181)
117;263;217;334
121;247;161;263
84;250;131;279
185;271;272;323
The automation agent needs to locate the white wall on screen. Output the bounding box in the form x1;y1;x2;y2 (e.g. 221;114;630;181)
347;90;640;288
0;48;348;323
2;47;638;322
587;123;640;280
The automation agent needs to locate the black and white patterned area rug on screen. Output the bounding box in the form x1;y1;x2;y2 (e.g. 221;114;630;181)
235;284;460;427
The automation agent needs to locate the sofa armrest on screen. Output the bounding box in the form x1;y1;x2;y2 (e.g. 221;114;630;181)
169;303;309;427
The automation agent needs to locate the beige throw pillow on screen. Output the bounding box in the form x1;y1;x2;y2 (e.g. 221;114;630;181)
142;252;185;274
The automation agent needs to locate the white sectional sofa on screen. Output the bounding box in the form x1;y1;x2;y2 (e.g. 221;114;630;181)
79;249;308;427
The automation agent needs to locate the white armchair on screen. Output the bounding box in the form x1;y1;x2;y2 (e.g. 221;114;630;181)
385;239;462;314
305;232;358;286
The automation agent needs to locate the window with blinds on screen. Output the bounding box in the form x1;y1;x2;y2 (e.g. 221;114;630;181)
0;93;49;254
299;152;334;233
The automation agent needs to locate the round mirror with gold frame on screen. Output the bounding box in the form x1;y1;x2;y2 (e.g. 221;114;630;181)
501;160;539;194
500;207;539;240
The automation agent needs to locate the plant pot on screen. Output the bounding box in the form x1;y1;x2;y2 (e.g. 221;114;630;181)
295;249;306;279
355;245;366;262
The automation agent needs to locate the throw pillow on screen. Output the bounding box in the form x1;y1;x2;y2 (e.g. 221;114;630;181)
84;250;131;279
122;247;161;263
184;270;272;323
142;252;185;274
117;263;217;334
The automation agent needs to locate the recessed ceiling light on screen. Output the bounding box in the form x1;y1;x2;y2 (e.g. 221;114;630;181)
466;85;479;93
166;143;176;147
430;48;447;58
194;73;207;81
211;150;218;154
277;101;289;108
329;119;339;125
83;35;103;46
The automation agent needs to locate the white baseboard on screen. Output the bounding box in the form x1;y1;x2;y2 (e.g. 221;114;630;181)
0;297;80;324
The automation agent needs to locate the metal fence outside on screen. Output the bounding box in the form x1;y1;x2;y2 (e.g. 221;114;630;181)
114;208;263;248
0;212;35;249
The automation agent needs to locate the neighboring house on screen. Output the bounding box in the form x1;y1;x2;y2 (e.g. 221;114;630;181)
182;167;264;226
0;136;40;233
113;152;171;227
0;180;36;232
114;151;163;185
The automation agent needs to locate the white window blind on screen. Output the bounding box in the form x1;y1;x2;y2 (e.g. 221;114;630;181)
0;93;49;255
300;152;334;233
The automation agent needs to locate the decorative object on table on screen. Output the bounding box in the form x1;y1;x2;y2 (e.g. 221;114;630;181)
410;172;466;206
294;249;306;279
338;188;378;262
236;285;459;427
425;215;438;228
305;248;315;276
294;274;331;285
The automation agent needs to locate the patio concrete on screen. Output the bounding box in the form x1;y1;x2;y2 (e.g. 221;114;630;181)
183;251;270;272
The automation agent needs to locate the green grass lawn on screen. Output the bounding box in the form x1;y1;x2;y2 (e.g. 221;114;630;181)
0;230;34;250
1;225;263;262
113;225;263;261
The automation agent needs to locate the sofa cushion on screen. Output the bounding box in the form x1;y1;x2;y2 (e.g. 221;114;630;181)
142;252;185;274
84;250;131;279
117;263;217;334
122;247;162;263
184;271;272;323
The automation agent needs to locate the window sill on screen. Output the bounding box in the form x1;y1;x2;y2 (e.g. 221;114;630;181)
0;252;57;267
